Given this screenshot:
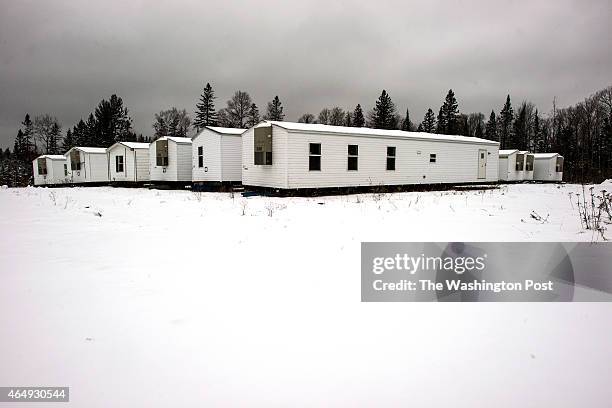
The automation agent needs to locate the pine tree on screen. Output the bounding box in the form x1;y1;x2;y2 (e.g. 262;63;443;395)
533;110;541;152
13;129;27;161
353;104;365;127
369;90;398;129
436;106;446;134
85;113;98;146
94;95;131;147
246;103;260;127
422;108;436;133
265;96;284;120
499;95;514;149
485;110;498;141
458;114;469;136
48;122;61;154
21;114;34;158
401;108;414;131
438;89;459;134
417;123;424;132
475;122;484;138
194;83;217;130
62;129;75;153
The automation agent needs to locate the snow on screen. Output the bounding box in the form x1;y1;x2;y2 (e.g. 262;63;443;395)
36;154;66;160
206;126;246;135
111;142;150;150
1;184;611;407
157;136;193;144
262;121;499;146
68;146;108;154
498;149;518;156
534;153;560;159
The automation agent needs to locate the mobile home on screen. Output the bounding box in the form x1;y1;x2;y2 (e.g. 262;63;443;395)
149;136;193;184
498;149;520;181
32;155;69;186
64;147;109;184
533;153;563;182
520;151;535;181
107;142;150;183
242;121;499;192
192;126;244;185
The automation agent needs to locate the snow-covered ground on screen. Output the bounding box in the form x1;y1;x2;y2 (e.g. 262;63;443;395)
1;183;611;407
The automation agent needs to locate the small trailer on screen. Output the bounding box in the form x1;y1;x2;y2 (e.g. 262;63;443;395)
64;147;109;184
107;142;150;183
498;149;520;181
32;155;69;186
149;136;193;185
192;126;244;186
242;121;499;193
533;153;563;182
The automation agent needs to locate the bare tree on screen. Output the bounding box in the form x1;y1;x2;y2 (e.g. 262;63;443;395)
318;108;331;125
329;107;345;125
34;114;62;153
226;90;253;128
298;113;315;123
153;108;191;138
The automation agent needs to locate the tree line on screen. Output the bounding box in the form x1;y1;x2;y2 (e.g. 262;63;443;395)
1;83;611;186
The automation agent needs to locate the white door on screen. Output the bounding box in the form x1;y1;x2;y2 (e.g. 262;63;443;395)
478;149;487;179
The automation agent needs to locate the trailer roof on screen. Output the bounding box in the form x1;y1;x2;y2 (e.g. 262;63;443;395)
206;126;245;135
37;154;66;160
261;121;499;146
533;153;559;159
66;147;108;154
113;142;150;149
154;136;192;144
498;149;518;157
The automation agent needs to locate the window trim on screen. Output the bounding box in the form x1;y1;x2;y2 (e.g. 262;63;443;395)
348;144;358;171
115;155;124;173
386;146;396;171
198;146;203;168
309;143;321;171
429;153;437;163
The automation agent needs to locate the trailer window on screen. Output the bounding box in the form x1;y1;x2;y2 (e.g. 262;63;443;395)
387;146;396;171
309;143;321;171
430;153;437;163
254;125;273;165
115;155;124;173
37;158;47;175
515;153;524;171
64;164;68;176
348;145;358;171
556;156;564;172
156;140;169;166
198;146;203;168
525;155;534;171
70;150;81;171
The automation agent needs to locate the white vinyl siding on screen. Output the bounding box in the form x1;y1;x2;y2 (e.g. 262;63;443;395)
242;125;289;188
33;157;69;185
149;138;192;182
108;144;150;182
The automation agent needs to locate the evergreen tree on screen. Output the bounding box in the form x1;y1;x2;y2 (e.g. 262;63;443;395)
246;103;260;127
436;106;446;134
401;108;413;131
499;95;514;149
422;108;436;133
475;122;484;138
85;113;98;146
353;104;365;127
194;83;217;130
438;89;459;134
458;114;469;136
21;114;34;157
94;95;132;147
417;123;424;132
48;122;61;154
13;129;27;161
369;90;398;129
533;110;541;152
153;108;191;138
265;96;284;120
485;110;498;141
62;129;75;153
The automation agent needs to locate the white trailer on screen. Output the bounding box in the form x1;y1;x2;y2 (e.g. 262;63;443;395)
242;121;499;191
192;126;244;184
107;142;150;183
498;149;520;181
149;136;192;184
533;153;564;182
64;147;109;184
32;155;69;186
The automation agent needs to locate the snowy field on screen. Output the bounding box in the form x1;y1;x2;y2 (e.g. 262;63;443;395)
1;183;612;407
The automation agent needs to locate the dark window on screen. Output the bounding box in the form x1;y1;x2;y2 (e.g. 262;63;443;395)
37;158;47;175
515;154;524;171
309;143;321;171
348;145;358;171
115;155;124;173
156;139;169;166
198;146;203;168
556;156;564;172
70;150;81;171
525;155;534;171
254;126;273;165
430;153;437;163
387;146;396;171
64;164;68;176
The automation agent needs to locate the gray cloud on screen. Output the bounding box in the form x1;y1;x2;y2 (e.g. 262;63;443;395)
1;0;611;148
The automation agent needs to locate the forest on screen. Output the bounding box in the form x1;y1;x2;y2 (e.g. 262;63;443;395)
1;84;611;186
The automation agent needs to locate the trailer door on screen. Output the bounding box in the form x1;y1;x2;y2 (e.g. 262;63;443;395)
478;149;487;179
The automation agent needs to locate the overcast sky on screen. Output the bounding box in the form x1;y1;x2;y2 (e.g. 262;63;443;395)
1;0;611;148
